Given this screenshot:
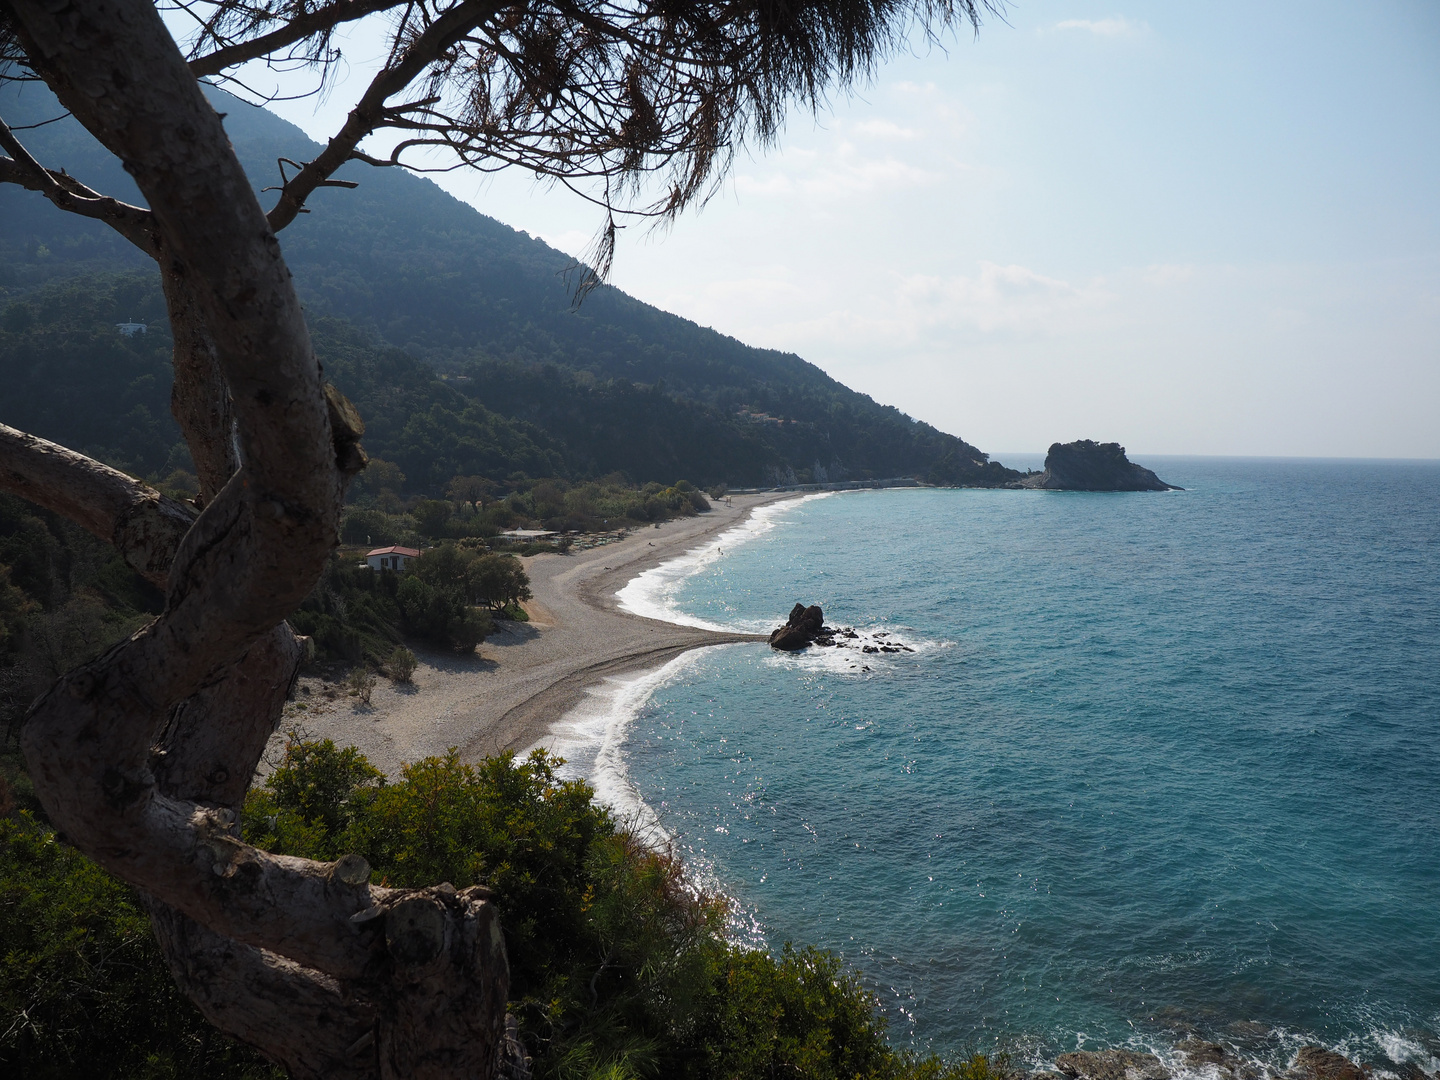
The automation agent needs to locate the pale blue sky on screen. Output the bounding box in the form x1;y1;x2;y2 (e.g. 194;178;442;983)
213;1;1440;458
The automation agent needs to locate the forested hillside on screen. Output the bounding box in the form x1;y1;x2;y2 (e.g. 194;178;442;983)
0;82;1016;488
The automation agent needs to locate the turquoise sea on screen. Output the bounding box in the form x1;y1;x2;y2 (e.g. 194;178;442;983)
547;458;1440;1075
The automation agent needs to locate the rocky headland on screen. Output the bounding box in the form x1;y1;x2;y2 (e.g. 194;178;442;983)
1015;440;1179;492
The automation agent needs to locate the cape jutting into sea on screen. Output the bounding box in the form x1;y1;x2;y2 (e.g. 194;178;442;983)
544;457;1440;1077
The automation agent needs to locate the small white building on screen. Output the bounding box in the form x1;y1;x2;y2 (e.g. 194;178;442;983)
116;320;147;337
497;529;558;543
366;545;419;572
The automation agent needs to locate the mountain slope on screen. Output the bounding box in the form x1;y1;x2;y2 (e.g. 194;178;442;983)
0;83;1015;487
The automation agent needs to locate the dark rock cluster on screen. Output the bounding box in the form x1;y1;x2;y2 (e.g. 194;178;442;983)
1035;1043;1416;1080
768;603;829;650
1015;439;1179;492
767;604;915;654
861;631;913;654
1056;1050;1169;1080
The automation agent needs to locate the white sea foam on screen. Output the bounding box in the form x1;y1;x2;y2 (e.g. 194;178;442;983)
1372;1028;1440;1075
537;491;940;946
615;491;838;631
1023;1023;1440;1080
529;647;721;834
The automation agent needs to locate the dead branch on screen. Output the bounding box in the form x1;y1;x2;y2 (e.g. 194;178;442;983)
0;117;158;254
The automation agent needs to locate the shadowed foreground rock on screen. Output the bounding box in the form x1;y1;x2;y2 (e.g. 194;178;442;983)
1017;440;1179;491
1290;1048;1370;1080
1056;1050;1170;1080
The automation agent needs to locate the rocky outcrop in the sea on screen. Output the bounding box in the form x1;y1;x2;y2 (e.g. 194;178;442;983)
1175;1040;1231;1069
1030;1041;1418;1080
769;603;828;650
1056;1050;1170;1080
1289;1048;1370;1080
1016;440;1179;492
1081;1048;1395;1080
767;604;915;653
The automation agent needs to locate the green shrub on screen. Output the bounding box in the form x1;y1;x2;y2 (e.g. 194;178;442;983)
387;644;418;682
395;573;493;650
0;565;35;654
0;813;280;1080
240;740;1003;1080
2;737;1006;1080
346;664;377;704
341;506;403;546
411;499;454;538
466;552;532;612
289;556;403;663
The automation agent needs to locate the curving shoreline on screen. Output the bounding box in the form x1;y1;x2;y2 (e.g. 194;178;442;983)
270;493;794;778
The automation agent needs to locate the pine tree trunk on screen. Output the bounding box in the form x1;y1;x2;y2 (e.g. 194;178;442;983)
2;0;511;1072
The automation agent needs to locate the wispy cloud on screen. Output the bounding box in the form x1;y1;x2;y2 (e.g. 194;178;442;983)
894;262;1115;336
1142;263;1196;286
733;146;939;200
1047;17;1149;38
641;261;1117;365
848;118;921;141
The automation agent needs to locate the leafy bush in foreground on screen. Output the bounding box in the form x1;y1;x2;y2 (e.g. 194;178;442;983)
2;738;1006;1080
242;739;1007;1080
0;813;279;1080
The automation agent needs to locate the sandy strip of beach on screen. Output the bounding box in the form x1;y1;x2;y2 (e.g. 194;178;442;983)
271;493;794;777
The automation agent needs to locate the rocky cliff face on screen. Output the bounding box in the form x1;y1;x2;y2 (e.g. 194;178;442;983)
1017;440;1179;491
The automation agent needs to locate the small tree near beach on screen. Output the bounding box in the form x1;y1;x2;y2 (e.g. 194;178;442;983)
386;646;418;684
345;665;377;705
0;0;999;1072
469;553;534;615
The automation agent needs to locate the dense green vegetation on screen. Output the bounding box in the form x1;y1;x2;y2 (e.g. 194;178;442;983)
1;81;1019;489
244;739;967;1080
2;739;1006;1079
344;468;712;544
0;493;163;769
0;491;1003;1078
0;812;282;1080
288;553;498;664
0;278;188;481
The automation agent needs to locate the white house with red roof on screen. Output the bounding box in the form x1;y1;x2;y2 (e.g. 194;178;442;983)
365;545;420;572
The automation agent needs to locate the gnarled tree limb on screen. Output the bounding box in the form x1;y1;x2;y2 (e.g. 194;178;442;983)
0;118;158;254
146;902;381;1080
159;264;242;501
7;0;508;1069
0;423;195;587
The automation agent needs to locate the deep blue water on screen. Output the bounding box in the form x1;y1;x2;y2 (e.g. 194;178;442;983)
579;459;1440;1072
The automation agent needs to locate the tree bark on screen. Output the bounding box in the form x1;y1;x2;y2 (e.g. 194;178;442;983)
159;264;241;503
3;0;509;1072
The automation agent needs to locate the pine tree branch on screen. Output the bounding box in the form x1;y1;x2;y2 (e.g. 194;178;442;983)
0;118;158;255
187;0;400;78
265;0;505;232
